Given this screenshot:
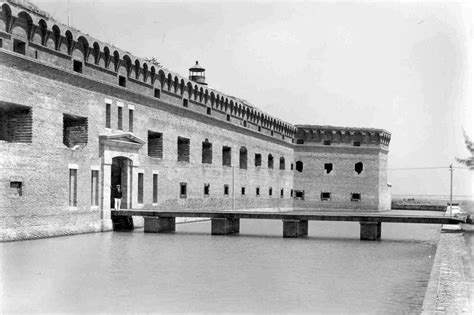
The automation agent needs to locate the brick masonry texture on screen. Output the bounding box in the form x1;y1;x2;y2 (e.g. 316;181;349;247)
0;1;391;241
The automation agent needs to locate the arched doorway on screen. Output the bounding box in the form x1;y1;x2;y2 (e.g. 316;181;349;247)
110;156;132;209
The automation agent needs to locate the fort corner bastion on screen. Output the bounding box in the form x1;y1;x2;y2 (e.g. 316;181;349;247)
0;0;391;241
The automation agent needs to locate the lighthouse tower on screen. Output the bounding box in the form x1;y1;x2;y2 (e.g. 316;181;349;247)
188;61;207;85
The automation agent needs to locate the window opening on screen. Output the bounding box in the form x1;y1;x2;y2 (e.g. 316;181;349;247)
255;153;262;167
148;131;163;158
0;105;32;143
13;39;25;55
256;187;260;196
117;107;123;130
296;139;304;144
73;60;83;73
239;147;247;169
177;137;190;162
323;140;331;145
241;187;246;196
324;163;333;174
119;76;126;87
206;107;211;115
183;99;188;108
351;193;361;201
224;184;229;196
268;154;274;169
129;109;134;132
279;157;285;170
295;161;303;172
222;146;232;166
69;169;77;207
105;103;111;128
10;181;22;197
202;140;212;164
91;170;99;206
63;114;88;148
355;162;363;174
204;183;210;197
154;89;160;98
353;141;361;147
180;182;187;198
138;173;144;204
295;190;305;200
280;188;284;198
321;192;331;201
269;187;273;196
153;174;158;203
226;114;230;122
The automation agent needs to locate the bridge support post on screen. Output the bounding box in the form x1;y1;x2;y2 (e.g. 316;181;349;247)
283;220;308;238
359;222;381;240
144;217;176;233
211;218;240;235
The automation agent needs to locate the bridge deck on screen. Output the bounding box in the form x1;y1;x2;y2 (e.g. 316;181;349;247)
111;210;465;225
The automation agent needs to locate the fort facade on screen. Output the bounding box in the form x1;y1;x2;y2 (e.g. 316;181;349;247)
0;0;391;241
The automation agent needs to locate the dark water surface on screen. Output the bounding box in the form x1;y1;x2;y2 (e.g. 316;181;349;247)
1;219;440;314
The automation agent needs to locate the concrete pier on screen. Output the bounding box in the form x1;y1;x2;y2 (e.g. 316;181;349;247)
144;217;176;233
283;220;308;238
359;222;381;240
211;218;240;235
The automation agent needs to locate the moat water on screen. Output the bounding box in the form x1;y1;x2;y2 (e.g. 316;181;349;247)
1;216;440;313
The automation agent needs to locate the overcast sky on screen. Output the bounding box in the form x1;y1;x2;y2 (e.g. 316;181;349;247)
30;0;473;197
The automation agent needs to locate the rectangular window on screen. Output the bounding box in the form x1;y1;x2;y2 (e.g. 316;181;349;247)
153;174;158;203
224;184;229;196
138;173;144;204
91;170;99;206
73;60;83;73
296;139;304;144
323;140;331;145
290;189;293;197
13;39;26;55
269;187;273;196
295;190;305;200
0;105;32;143
117;107;123;130
351;193;361;202
280;188;284;198
177;137;190;162
154;88;160;98
148;131;163;158
321;192;331;201
255;153;262;167
222;146;232;166
226;114;230;122
183;99;188;108
256;187;260;196
0;38;3;48
10;181;22;197
353;141;361;147
180;182;187;198
241;187;246;196
105;103;111;128
69;169;77;207
204;183;210;197
128;109;134;132
63;114;88;148
202;140;213;164
258;126;261;132
324;163;333;174
119;76;126;87
206;107;211;115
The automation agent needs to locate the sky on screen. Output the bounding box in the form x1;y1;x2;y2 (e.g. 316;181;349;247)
29;0;473;197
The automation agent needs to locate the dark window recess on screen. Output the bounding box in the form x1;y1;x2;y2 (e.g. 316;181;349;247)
255;153;262;167
241;187;246;196
119;76;126;87
35;50;38;59
269;187;273;196
239;147;247;170
73;60;83;73
206;107;211;115
91;170;99;206
353;141;361;147
138;173;144;204
105;103;111;128
295;161;303;172
148;131;163;158
268;154;274;169
321;192;331;201
13;39;25;55
351;193;361;201
324;163;333;174
256;187;260;196
63;114;88;148
323;140;331;145
295;190;305;200
222;146;232;166
0;38;3;48
280;188;284;198
243;121;247;127
128;109;134;132
10;181;22;196
296;139;304;144
290;189;293;197
183;99;188;108
0;105;32;143
154;89;161;98
202;140;212;164
117;107;123;130
177;137;190;162
69;169;77;207
224;184;229;196
271;131;274;136
204;183;210;197
153;174;158;203
355;162;363;174
180;182;187;198
226;114;231;122
258;126;261;132
279;157;285;170
291;163;294;171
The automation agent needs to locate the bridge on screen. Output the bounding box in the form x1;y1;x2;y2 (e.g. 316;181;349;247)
111;209;467;240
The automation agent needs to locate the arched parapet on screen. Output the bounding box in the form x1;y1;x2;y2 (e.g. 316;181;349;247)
173;76;179;94
133;59;141;80
204;89;209;104
0;3;13;33
179;79;185;95
210;92;215;107
103;46;112;70
32;18;47;45
121;54;132;77
10;10;31;40
166;73;172;91
150;66;156;85
92;41;101;65
159;70;166;89
73;35;89;62
186;81;193;99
